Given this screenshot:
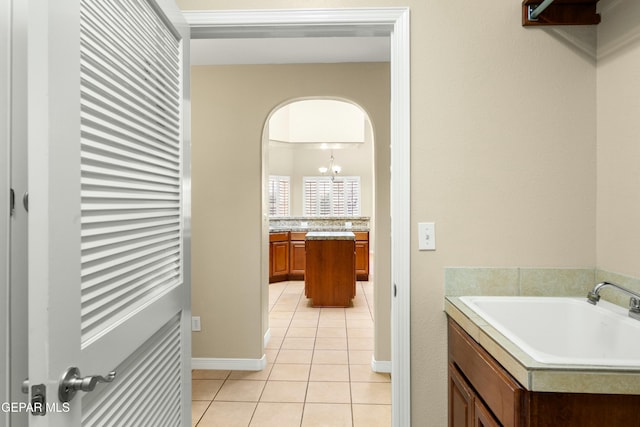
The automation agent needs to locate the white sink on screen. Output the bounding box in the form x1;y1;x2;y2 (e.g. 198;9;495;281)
459;296;640;366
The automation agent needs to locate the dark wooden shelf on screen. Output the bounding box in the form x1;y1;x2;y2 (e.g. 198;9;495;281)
522;0;600;26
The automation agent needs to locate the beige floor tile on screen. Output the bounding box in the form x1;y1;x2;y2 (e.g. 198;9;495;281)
314;337;348;350
281;337;315;350
306;381;351;403
192;379;224;401
347;328;374;338
317;318;346;328
348;350;373;365
301;403;352;427
269;311;294;319
312;349;349;364
352;404;392;427
191;401;210;427
197;401;257;427
350;365;391;383
348;337;374;350
264;350;279;364
351;382;392;405
192;370;230;380
269;327;288;337
272;303;299;312
214;380;266;402
293;311;320;320
269;363;311;381
228;365;273;381
250;402;304;427
276;349;314;364
268;317;292;328
296;303;317;312
289;318;319;328
346;311;373;319
316;327;347;338
260;381;308;403
309;364;350;382
347;318;374;328
286;327;317;338
265;336;283;350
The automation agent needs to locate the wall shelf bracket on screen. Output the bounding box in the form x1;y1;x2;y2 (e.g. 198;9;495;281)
522;0;600;26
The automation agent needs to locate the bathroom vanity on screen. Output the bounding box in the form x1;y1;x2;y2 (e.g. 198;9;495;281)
446;297;640;427
304;231;356;307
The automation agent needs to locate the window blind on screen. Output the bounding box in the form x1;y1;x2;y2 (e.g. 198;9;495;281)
303;176;361;216
268;175;290;216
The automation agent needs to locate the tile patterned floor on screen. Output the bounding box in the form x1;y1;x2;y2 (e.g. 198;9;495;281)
192;280;391;427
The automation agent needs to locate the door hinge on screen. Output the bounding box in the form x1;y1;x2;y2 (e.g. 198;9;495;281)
10;188;15;215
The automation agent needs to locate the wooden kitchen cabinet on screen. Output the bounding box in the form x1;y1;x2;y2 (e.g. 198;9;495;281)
289;232;306;280
354;231;369;281
305;235;356;307
448;318;640;427
269;232;289;283
269;230;369;282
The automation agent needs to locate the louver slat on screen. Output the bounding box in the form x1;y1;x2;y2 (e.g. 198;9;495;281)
80;0;182;344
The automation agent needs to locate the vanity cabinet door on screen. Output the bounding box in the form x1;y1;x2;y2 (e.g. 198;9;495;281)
475;400;501;427
449;363;475;427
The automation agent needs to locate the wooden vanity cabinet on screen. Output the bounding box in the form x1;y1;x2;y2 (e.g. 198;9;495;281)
448;318;640;427
448;319;523;427
269;232;289;283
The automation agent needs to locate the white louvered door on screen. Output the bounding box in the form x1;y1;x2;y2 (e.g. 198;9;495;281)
27;0;190;426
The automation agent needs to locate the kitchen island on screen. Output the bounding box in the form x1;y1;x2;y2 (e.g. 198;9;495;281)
305;231;356;307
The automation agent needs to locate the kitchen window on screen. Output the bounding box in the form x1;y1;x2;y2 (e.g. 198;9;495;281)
268;175;290;216
303;176;361;216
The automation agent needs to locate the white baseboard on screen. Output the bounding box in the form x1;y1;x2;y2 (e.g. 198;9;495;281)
192;355;267;371
371;356;392;373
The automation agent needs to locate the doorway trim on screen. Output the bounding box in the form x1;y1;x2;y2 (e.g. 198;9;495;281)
184;8;411;426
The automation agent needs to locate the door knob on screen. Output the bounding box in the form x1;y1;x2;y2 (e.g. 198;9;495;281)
59;367;116;402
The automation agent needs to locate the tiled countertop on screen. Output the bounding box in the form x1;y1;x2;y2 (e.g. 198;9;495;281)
445;296;640;395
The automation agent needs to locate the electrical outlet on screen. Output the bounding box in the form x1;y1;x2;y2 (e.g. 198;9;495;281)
192;316;201;332
418;222;436;250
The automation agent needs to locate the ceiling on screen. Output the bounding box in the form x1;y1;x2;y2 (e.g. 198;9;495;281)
190;37;390;65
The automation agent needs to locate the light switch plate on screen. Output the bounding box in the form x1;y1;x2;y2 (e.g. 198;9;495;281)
192;316;201;332
418;222;435;250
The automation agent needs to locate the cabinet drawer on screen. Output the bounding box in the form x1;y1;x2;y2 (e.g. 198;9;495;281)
448;319;524;427
354;231;369;241
269;232;289;242
290;231;307;241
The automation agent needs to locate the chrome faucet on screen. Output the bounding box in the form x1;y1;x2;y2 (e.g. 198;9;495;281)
587;281;640;321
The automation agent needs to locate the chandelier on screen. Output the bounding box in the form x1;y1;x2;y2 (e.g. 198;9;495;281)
318;152;341;181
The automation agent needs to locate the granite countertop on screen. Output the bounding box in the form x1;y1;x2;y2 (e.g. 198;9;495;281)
270;226;369;232
445;296;640;395
305;231;355;240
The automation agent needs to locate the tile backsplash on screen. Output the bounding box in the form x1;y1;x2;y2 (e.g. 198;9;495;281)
445;267;640;310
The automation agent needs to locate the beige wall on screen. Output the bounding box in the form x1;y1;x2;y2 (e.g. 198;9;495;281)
596;0;640;279
190;63;391;363
182;0;602;424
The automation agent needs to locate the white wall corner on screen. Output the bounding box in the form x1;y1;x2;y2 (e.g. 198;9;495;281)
192;355;267;372
371;356;392;373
